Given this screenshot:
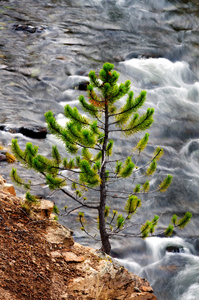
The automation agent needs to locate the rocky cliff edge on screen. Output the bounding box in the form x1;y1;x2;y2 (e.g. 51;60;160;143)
0;176;157;300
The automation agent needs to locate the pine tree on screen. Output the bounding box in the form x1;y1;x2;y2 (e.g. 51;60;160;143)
11;63;192;255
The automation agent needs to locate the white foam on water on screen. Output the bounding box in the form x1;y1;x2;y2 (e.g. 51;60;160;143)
121;58;195;89
145;236;192;262
116;258;141;274
180;283;199;300
187;82;199;103
60;99;79;107
56;113;68;127
174;256;199;300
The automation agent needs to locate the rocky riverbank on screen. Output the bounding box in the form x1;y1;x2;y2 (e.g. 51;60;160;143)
0;176;157;300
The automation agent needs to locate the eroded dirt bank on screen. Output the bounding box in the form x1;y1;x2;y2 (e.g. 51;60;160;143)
0;176;157;300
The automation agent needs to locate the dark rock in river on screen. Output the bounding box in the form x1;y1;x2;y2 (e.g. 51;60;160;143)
165;245;184;253
13;24;46;34
19;126;47;139
0;154;7;162
0;125;47;139
73;80;90;91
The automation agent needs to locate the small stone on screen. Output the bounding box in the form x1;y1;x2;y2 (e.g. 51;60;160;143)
1;183;16;196
49;213;56;219
32;199;54;218
45;225;74;247
5;184;16;196
61;293;68;300
62;252;84;263
0;176;6;185
141;285;154;293
51;251;62;258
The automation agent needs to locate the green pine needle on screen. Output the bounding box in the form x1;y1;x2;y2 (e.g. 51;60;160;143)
45;175;65;190
165;224;174;236
159;175;173;192
146;160;157;176
117;214;125;229
142;180;150;192
10;168;31;189
120;157;135;178
177;212;192;229
25;192;38;205
172;214;178;225
153;147;164;160
106;140;114;156
134;184;141;193
141;220;151;238
136;133;149;152
125;195;141;214
104;206;110;218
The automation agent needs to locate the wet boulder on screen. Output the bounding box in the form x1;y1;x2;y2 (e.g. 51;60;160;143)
0;154;7;162
13;24;46;34
73;80;90;91
165;245;184;253
19;126;47;139
0;125;47;139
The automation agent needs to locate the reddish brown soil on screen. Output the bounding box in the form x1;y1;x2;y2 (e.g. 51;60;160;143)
0;191;84;300
0;187;157;300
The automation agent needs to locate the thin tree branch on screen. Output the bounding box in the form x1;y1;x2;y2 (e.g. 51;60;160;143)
106;188;160;199
75;140;101;151
81;227;101;242
108;113;151;133
109;102;141;118
59;205;84;217
60;188;98;209
59;173;100;192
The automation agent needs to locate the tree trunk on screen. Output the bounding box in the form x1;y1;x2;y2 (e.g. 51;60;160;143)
98;200;111;254
99;160;111;254
99;100;111;255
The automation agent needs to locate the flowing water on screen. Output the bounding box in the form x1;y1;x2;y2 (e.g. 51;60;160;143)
1;0;199;299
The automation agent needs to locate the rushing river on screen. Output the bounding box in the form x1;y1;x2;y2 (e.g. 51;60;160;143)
1;0;199;299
